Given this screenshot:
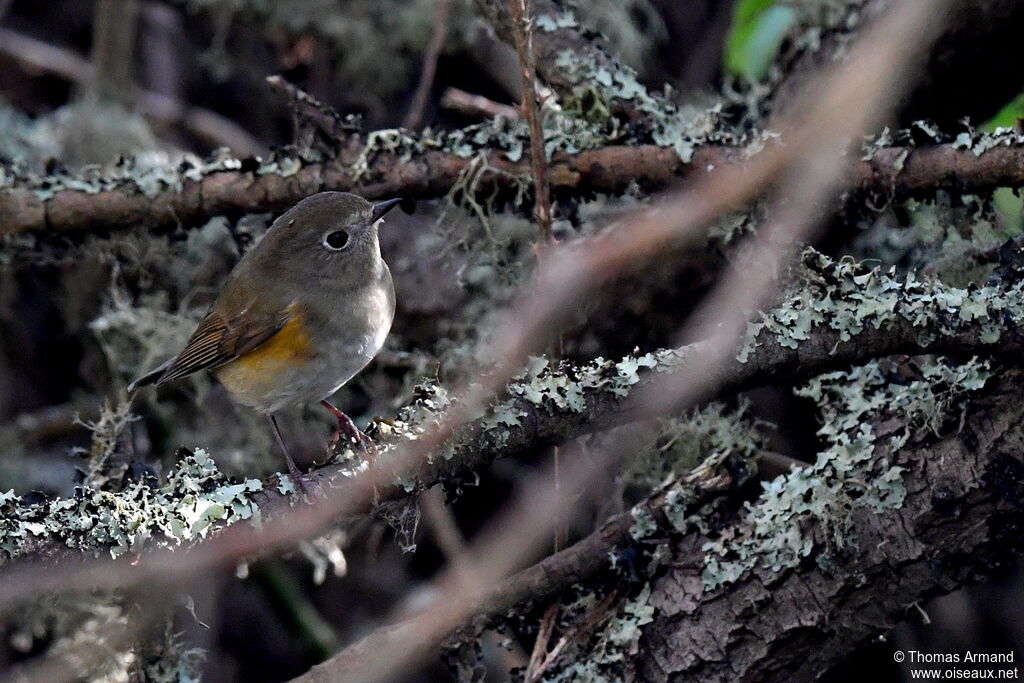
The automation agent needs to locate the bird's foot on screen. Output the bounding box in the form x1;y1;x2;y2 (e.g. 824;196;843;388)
321;400;377;461
285;464;313;498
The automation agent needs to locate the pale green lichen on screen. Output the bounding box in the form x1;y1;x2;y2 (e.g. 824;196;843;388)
738;249;1024;363
1;145;321;202
340;348;691;495
628;506;657;541
952;126;1024;157
0;448;262;560
549;46;737;164
701;356;992;590
863;122;1024;162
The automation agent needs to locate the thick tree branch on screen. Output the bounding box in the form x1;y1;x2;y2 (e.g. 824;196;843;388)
0;27;263;156
636;368;1024;681
439;366;1024;681
295;300;1024;681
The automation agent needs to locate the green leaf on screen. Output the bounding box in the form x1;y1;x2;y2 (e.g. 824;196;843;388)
725;1;797;81
983;92;1024;131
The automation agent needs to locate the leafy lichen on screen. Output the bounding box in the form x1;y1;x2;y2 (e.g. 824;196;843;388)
701;356;991;590
738;249;1024;363
0;448;261;560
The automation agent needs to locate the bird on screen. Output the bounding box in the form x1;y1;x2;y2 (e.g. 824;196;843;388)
129;191;400;487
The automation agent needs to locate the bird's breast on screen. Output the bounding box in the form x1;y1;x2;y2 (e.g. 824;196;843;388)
215;282;394;413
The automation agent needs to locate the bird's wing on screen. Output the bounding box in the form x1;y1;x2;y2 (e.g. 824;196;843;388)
152;302;293;385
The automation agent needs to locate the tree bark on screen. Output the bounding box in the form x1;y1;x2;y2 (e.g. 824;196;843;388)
639;369;1024;681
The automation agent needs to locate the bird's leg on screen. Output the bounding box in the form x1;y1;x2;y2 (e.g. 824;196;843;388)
320;400;376;459
269;414;310;495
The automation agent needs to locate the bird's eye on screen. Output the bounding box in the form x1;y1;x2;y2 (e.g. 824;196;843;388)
323;230;350;250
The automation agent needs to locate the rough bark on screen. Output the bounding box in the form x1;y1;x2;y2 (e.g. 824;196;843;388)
638;369;1024;681
289;348;1024;683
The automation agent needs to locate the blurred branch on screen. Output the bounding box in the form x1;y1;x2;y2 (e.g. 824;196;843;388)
773;0;1024;128
10;401;100;444
88;0;141;103
901;0;1024;126
0;27;263;156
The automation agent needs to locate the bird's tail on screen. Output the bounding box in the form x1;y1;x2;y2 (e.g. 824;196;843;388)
127;360;171;393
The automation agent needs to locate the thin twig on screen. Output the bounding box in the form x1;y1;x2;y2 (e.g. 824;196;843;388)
524;603;558;680
6;138;1024;235
440;87;521;120
527;588;621;682
402;0;451;130
508;0;554;244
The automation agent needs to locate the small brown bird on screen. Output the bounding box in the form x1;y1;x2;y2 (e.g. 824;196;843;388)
130;191;400;485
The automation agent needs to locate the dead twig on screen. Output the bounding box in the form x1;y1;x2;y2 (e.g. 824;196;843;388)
526;588;621;683
440;87;521;120
524;603;558;680
508;0;554;245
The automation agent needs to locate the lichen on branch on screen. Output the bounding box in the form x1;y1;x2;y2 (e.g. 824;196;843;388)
10;250;1024;569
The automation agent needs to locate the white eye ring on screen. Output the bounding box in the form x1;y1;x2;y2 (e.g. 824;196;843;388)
322;230;350;251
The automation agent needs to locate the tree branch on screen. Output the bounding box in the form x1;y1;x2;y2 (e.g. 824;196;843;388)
636;367;1024;681
295;293;1024;681
509;0;554;243
0;27;263;156
8;256;1024;572
4;135;1024;236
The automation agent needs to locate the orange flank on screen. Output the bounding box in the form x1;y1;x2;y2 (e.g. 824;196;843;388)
215;313;313;405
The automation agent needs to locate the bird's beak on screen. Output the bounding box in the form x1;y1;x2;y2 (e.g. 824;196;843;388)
371;198;402;222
